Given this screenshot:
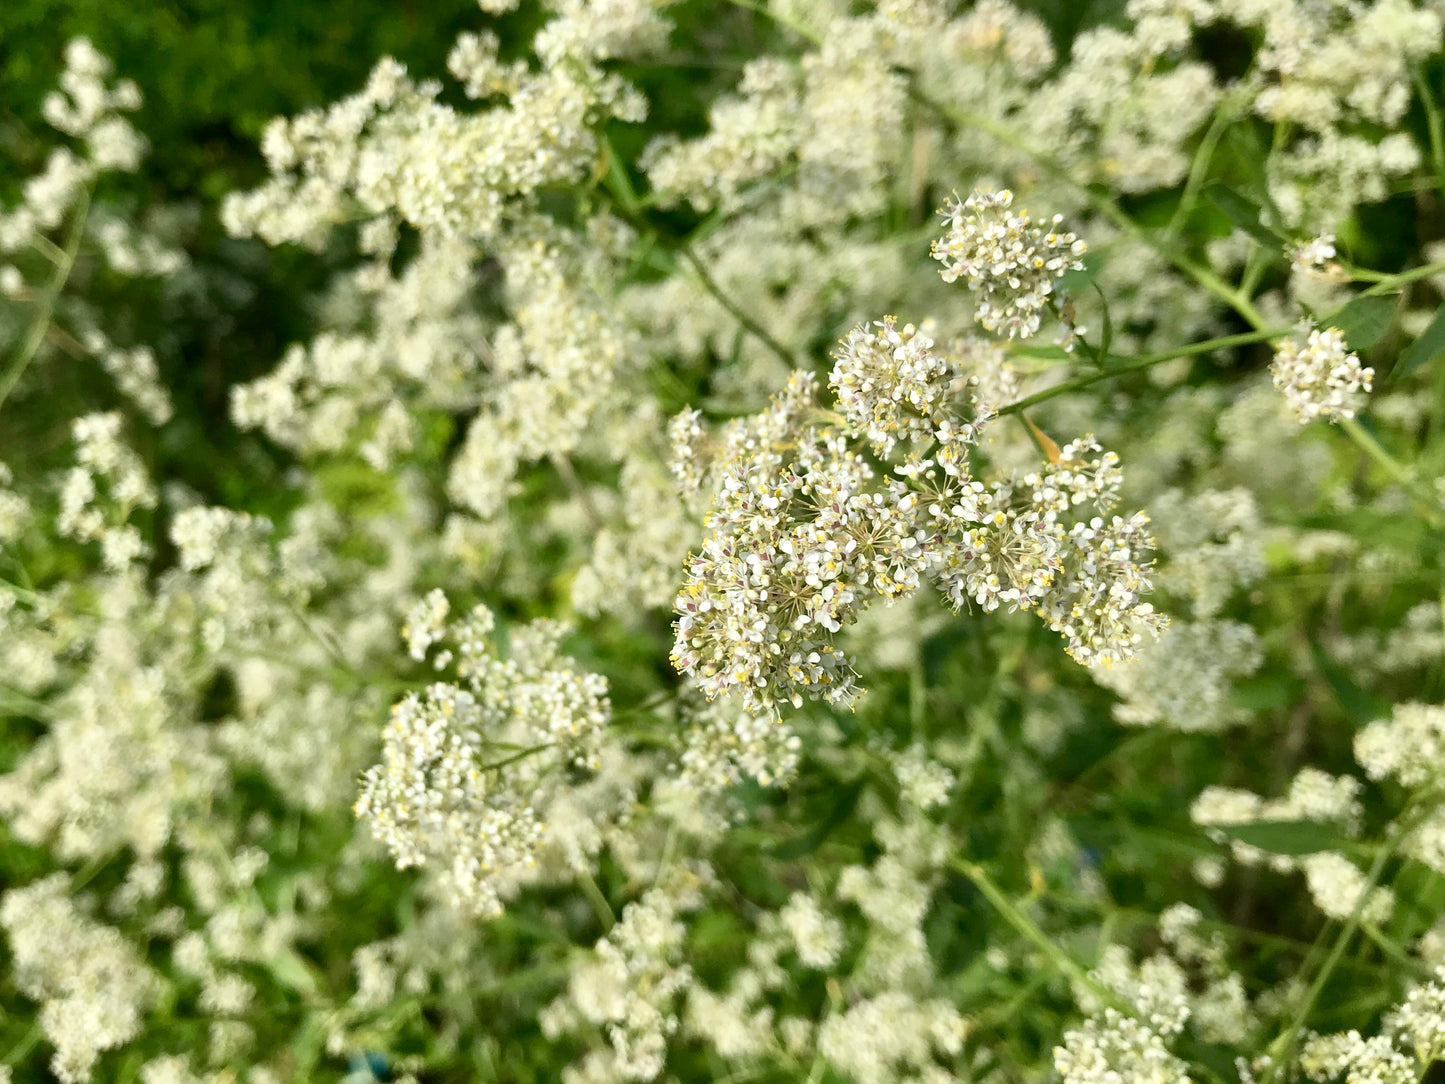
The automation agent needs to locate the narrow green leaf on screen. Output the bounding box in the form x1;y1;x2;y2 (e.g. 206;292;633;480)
1230;673;1307;713
1310;642;1391;724
1214;820;1341;856
770;782;862;859
1093;281;1114;363
1205;183;1286;247
1393;302;1445;380
1059;248;1106;297
1326;292;1399;352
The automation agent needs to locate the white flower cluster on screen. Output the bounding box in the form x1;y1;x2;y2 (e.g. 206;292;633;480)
816;993;968;1084
1150;487;1266;620
1059;903;1265;1084
355;598;611;917
56;412;156;573
837;813;951;992
1270;325;1374;424
0;39;144;268
1246;0;1440;135
1093;619;1262;732
1355;703;1445;878
1291;235;1343;280
1355;702;1445;789
541;870;708;1082
830;317;974;456
931;188;1086;340
1301;968;1445;1084
0;617;228;860
572;452;695;618
222;0;661;247
678;698;802;791
1055;1009;1191;1084
642;58;801;214
673;361;1164;715
1056;19;1218;192
0;874;161;1083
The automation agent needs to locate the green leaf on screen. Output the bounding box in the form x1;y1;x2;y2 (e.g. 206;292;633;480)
1393;301;1445;380
1205;183;1286;248
1213;820;1342;856
1008;342;1072;361
770;782;862;860
1326;292;1398;352
1093;281;1114;364
1311;642;1391;724
266;948;321;998
1059;246;1107;300
1230;673;1307;713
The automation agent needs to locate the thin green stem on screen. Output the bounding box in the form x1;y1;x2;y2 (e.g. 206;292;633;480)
29;233;66;266
1338;417;1445;528
0;187;90;418
579;869;615;931
676;242;798;370
996;326;1290;417
1165;90;1244;243
2;1022;42;1066
1263;802;1437;1082
1413;67;1445;205
1355;259;1445;298
952;858;1128;1012
718;0;823;44
477;742;554;774
550;451;606;532
1361;922;1433;979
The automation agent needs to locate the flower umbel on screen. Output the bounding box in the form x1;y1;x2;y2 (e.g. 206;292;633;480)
1270;325;1374;424
931;187;1086;340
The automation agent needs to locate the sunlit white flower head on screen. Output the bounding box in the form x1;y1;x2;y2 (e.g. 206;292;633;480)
1270;325;1373;424
932;188;1086;340
830;316;972;456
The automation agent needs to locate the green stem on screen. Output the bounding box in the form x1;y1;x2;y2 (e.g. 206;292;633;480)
676;242;798;370
1361;922;1433;979
1338;417;1444;528
550;451;606;533
0;187;90;418
1413;67;1445;205
719;0;823;44
2;1022;42;1066
952;858;1127;1012
477;742;554;773
1354;258;1445;298
1263;802;1437;1082
1164;90;1244;243
996;326;1290;417
579;869;615;931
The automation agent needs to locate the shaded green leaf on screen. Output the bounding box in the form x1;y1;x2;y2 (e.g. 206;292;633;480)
1230;673;1307;713
770;782;862;860
1214;820;1341;856
1205;183;1285;247
1311;642;1392;724
1393;302;1445;380
1327;292;1399;352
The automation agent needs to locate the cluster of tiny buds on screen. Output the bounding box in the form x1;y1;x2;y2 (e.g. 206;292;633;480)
1290;234;1347;281
931;187;1086;340
356;595;610;917
830;316;976;457
672;336;1163;716
1270;324;1374;424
